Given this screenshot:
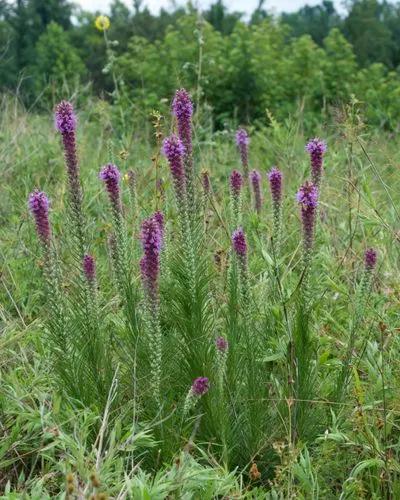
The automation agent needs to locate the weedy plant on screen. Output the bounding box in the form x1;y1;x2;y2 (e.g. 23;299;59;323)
20;88;388;495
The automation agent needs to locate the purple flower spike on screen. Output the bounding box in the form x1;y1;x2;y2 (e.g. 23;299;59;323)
232;227;247;257
250;169;262;214
364;248;377;271
268;167;283;205
28;190;51;245
236;128;249;175
172;88;193;155
296;181;318;208
83;254;96;282
216;336;228;353
162;135;186;198
230;170;243;197
306;138;327;187
99;164;121;212
297;181;319;251
201;170;211;195
192;377;210;396
55;101;77;134
152;210;164;246
140;215;162;302
55;101;83;247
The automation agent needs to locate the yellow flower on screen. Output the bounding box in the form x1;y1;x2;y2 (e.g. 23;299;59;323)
95;15;110;32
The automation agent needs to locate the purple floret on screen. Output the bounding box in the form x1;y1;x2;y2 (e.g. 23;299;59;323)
192;377;210;396
55;101;77;134
364;248;377;270
232;227;247;257
28;190;51;244
83;254;96;282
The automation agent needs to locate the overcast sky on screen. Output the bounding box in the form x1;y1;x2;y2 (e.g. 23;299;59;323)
77;0;345;15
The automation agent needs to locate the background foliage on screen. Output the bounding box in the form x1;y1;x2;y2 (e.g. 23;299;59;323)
2;0;400;128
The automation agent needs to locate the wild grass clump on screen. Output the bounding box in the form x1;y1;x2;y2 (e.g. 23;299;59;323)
2;91;398;497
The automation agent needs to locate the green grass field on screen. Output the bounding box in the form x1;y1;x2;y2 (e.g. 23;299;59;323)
1;94;400;499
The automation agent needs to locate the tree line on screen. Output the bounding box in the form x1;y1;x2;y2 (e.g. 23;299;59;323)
1;0;400;128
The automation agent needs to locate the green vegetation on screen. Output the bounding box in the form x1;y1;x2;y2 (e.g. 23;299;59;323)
2;0;400;128
1;90;400;497
1;1;400;498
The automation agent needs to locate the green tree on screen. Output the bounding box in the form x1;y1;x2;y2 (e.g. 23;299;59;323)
33;21;85;104
322;28;357;103
344;0;393;67
281;1;341;45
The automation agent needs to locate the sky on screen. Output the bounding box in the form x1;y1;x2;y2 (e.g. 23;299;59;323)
77;0;343;15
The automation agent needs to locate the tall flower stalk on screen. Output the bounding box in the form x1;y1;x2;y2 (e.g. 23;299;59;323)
215;336;228;389
335;248;378;402
296;181;319;274
229;170;243;225
201;169;211;229
99;164;128;298
236;128;250;182
250;169;262;214
162;134;195;298
232;227;249;307
292;181;320;440
182;377;210;417
140;214;163;403
127;169;137;217
55;101;86;260
306;138;327;189
268;167;283;255
28;190;64;339
172;89;195;214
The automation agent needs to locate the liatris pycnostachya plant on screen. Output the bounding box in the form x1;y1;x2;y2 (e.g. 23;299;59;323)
99;164;128;296
359;248;378;303
99;163;122;216
162;134;196;299
296;181;319;269
183;377;210;416
215;336;228;387
236;128;249;181
201;169;211;227
162;135;186;207
172;89;195;213
126;169;137;216
229;170;243;224
55;101;86;259
28;190;51;247
140;214;163;402
250;169;262;214
232;227;249;305
83;254;96;283
201;169;211;200
268;167;283;253
306;138;327;188
28;190;64;333
335;248;378;402
82;254;99;324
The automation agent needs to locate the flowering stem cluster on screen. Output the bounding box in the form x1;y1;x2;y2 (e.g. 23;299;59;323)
268;167;283;256
99;163;129;296
172;89;196;215
306;138;327;189
182;377;210;417
140;214;163;403
162;134;196;300
55;101;86;260
236;128;250;183
250;170;262;214
28;190;65;340
229;170;243;226
296;181;319;282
